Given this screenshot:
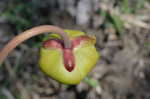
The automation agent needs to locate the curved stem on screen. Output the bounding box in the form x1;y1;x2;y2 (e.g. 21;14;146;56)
0;25;72;64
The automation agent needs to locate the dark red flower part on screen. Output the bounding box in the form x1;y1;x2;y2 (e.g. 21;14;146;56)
42;35;92;72
43;39;63;49
63;48;75;72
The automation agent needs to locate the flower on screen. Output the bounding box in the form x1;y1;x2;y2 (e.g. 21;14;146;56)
39;30;99;84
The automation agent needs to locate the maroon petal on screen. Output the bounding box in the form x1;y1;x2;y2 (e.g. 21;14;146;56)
43;39;63;49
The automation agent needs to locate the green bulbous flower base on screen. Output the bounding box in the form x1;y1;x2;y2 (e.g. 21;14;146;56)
39;30;99;84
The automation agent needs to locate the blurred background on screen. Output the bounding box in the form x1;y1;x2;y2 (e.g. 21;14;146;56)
0;0;150;99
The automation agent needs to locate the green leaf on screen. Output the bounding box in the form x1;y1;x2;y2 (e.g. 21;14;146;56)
84;77;99;87
145;42;150;47
110;14;124;35
121;0;132;13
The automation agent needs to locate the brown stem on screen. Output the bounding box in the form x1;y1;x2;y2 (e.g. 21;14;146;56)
0;25;72;64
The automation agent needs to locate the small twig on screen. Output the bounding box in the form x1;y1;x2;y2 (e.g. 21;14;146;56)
100;3;150;30
16;82;31;99
4;60;31;99
1;88;15;99
4;60;16;79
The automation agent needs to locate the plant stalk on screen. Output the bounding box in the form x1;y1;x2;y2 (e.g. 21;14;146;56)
0;25;72;64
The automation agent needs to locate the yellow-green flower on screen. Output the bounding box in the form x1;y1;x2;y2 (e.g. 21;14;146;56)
39;30;99;84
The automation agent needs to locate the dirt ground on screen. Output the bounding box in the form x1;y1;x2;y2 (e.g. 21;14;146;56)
0;0;150;99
